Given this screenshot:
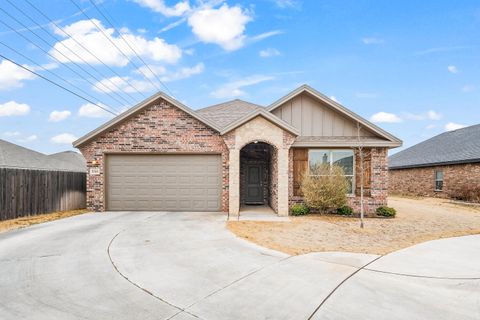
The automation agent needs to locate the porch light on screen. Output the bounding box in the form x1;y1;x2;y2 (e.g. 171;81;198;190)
254;140;258;144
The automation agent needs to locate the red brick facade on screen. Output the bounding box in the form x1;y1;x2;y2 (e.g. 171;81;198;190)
389;163;480;199
79;98;229;212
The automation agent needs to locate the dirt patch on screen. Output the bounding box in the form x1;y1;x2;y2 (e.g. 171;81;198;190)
227;196;480;255
0;209;89;233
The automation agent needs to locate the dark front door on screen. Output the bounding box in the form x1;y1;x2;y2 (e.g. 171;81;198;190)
245;165;264;204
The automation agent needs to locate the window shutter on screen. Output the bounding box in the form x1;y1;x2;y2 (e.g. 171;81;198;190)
293;148;308;196
355;150;371;196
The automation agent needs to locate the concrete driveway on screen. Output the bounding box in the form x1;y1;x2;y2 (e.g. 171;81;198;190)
0;212;479;320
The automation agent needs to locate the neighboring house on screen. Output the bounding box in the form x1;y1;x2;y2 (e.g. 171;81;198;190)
389;124;480;198
73;85;401;216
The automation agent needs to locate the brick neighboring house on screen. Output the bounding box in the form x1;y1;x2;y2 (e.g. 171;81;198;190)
389;124;480;199
73;85;401;216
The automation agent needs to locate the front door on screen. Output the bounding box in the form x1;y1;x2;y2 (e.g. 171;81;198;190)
245;165;264;204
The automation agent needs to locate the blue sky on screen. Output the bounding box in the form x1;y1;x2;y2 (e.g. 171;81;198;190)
0;0;479;154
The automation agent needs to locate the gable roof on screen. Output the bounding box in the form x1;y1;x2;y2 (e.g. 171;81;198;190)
268;84;402;146
73;92;222;147
0;139;86;172
389;124;480;169
196;99;262;129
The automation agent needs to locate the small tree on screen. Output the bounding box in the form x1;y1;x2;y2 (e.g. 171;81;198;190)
300;164;348;213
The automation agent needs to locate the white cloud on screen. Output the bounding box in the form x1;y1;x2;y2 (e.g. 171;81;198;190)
0;60;36;90
51;133;77;144
78;103;113;118
93;76;155;93
136;63;204;82
0;101;30;116
48;110;71;122
426;110;442;120
52;19;182;66
403;110;442;121
462;85;475;92
133;0;190;17
18;135;37;142
188;4;252;51
370;112;402;123
329;96;338;102
2;131;21;137
259;48;280;58
447;65;458;73
273;0;299;8
445;122;467;131
361;37;384;45
211;75;274;99
250;30;283;42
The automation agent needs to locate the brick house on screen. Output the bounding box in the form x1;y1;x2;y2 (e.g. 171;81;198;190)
389;124;480;199
73;85;401;216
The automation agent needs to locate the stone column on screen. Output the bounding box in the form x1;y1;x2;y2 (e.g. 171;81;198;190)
228;148;240;218
277;148;290;216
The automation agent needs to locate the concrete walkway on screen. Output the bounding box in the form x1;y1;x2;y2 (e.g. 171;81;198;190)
0;212;478;319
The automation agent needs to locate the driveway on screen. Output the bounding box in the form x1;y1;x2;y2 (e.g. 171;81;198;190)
0;211;479;320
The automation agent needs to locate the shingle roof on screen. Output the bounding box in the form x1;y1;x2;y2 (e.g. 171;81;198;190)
389;124;480;169
0;139;86;172
196;99;263;129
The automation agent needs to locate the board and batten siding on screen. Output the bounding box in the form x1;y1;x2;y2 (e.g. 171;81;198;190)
272;92;375;137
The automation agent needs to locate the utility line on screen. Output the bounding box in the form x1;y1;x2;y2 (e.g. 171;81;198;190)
22;0;148;100
0;53;117;116
89;0;175;97
68;0;164;94
4;0;137;106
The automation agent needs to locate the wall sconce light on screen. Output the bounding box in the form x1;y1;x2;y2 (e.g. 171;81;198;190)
91;158;99;166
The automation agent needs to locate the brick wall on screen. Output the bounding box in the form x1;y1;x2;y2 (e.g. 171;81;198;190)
78;98;229;212
389;162;480;198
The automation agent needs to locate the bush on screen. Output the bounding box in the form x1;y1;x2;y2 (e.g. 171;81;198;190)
337;205;353;216
291;203;310;216
376;206;396;218
449;185;480;203
300;164;348;213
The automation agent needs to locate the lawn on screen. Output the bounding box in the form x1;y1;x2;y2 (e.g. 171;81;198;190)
228;196;480;255
0;209;89;233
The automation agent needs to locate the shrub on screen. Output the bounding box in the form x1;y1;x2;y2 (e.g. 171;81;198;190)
291;203;310;216
448;185;480;203
376;206;396;218
337;205;353;216
300;164;348;213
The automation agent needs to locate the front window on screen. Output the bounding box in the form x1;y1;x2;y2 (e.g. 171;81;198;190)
435;170;443;191
308;149;355;194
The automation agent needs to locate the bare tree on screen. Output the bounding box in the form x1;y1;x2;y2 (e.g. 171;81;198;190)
355;122;371;229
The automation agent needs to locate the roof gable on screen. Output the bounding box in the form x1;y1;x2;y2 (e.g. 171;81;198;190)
196;99;262;129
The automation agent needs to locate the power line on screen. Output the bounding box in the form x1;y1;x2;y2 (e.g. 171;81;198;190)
0;40;117;115
22;0;149;100
0;10;123;113
89;0;175;97
68;0;165;94
4;0;137;106
0;53;117;116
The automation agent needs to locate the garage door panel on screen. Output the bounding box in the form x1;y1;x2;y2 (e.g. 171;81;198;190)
106;154;222;211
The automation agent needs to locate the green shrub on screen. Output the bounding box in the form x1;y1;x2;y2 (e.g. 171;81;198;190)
337;205;353;216
376;206;396;218
291;203;310;216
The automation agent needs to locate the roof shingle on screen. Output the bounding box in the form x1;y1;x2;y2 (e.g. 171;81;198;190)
196;99;263;129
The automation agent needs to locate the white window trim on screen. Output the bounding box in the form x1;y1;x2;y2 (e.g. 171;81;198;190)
308;149;355;196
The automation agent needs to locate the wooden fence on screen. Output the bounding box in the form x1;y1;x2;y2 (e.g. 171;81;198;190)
0;168;86;221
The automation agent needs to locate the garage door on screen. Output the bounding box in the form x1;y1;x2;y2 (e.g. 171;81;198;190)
106;154;222;211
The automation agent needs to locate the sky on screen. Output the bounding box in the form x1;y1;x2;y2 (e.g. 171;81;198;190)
0;0;479;155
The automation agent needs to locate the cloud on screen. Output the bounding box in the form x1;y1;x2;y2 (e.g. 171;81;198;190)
2;131;21;137
210;75;274;98
0;60;36;90
78;103;113;118
52;19;182;66
18;135;37;143
370;112;402;123
0;101;30;116
273;0;300;8
447;65;458;73
132;0;190;17
361;37;384;45
93;76;155;93
462;85;475;92
51;133;77;144
329;96;338;102
445;122;467;131
136;63;204;82
188;4;252;51
403;110;442;121
414;45;474;56
259;48;280;58
250;30;283;42
48;110;71;122
426;110;442;120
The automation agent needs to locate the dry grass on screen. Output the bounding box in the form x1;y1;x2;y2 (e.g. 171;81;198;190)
227;196;480;255
0;209;88;233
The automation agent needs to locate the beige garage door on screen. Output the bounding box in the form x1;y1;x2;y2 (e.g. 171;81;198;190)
106;154;222;211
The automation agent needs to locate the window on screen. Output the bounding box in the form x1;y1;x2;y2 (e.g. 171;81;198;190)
435;170;443;191
308;149;355;194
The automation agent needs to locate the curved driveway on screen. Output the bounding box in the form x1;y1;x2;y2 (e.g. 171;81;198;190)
0;211;479;320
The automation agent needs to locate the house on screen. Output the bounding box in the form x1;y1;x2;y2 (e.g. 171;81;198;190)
389;124;480;199
73;85;401;216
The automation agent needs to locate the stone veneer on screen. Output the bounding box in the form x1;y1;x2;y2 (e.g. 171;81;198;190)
389;162;480;198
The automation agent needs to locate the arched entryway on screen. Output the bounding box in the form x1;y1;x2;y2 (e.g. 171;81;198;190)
240;141;278;212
